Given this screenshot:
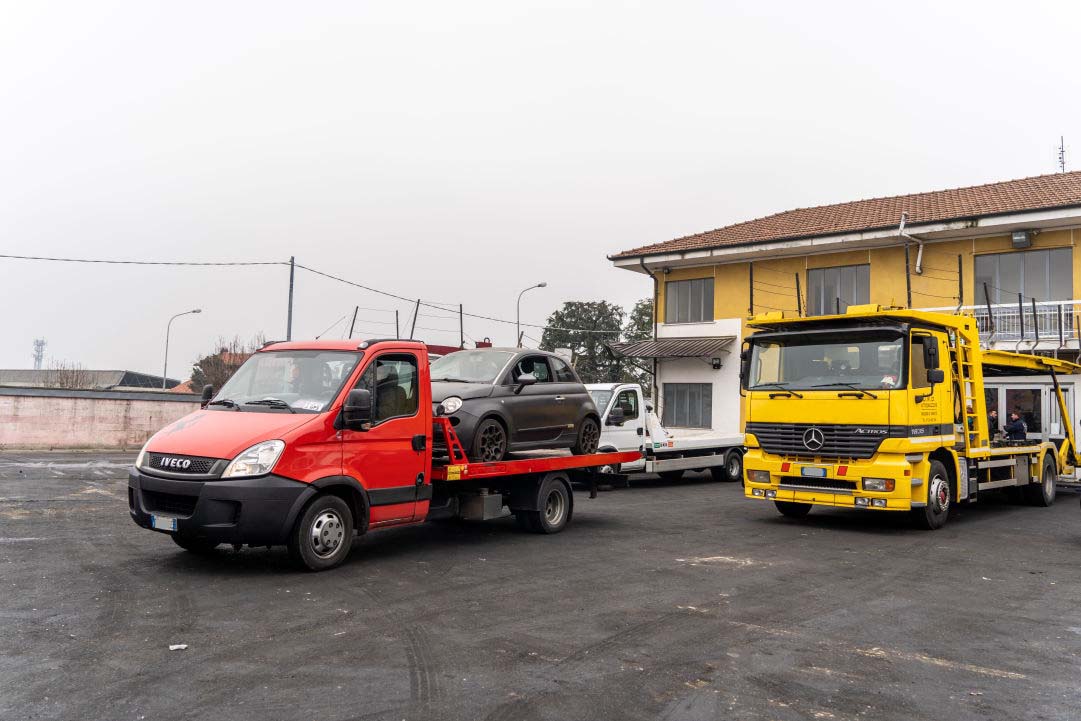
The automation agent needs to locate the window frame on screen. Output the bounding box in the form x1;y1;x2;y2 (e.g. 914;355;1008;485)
661;382;713;429
973;247;1073;304
664;277;715;324
614;389;640;420
806;264;870;316
351;352;421;426
550;356;578;383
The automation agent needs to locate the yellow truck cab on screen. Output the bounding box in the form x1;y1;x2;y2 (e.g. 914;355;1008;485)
740;305;1081;529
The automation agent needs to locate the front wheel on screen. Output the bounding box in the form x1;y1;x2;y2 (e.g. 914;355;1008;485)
774;501;812;519
289;495;354;571
472;418;508;463
571;417;600;455
912;459;951;530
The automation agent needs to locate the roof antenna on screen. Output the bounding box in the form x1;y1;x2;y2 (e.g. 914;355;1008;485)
1059;136;1066;173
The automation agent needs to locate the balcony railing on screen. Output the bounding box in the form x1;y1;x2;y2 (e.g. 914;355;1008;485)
921;299;1081;346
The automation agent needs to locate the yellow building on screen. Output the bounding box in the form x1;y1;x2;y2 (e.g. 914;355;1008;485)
609;171;1081;433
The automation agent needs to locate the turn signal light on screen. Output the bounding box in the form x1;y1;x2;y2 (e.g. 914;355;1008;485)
862;478;895;492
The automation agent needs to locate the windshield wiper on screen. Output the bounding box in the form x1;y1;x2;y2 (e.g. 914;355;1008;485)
431;377;477;383
812;382;879;399
750;382;804;398
244;398;297;413
206;398;239;409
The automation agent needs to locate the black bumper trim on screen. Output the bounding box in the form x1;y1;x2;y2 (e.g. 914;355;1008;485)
129;469;315;546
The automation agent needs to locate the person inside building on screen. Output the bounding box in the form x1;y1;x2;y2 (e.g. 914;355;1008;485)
1004;410;1028;441
987;408;1000;437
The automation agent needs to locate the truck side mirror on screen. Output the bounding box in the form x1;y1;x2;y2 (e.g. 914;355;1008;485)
200;384;214;408
739;347;751;388
343;388;373;430
514;373;537;393
923;337;940;369
927;369;945;384
606;407;626;426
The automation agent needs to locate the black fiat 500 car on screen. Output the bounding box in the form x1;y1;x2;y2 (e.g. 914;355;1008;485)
430;348;601;462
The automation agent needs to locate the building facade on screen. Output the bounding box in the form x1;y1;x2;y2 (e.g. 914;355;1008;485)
610;171;1081;430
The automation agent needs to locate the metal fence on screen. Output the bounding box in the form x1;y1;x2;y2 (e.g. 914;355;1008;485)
922;300;1081;345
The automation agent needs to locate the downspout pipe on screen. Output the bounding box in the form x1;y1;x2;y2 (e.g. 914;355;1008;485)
897;212;926;275
640;258;661;418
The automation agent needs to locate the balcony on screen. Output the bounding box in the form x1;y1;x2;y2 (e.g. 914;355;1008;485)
921;299;1081;350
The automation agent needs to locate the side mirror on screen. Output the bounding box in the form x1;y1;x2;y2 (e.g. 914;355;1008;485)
200;384;214;408
343;388;373;430
514;373;537;393
606;407;626;426
739;346;752;388
927;369;945;384
923;337;940;369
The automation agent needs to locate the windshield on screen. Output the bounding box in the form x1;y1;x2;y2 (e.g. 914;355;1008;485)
589;389;614;411
430;350;515;383
748;332;905;391
212;350;361;412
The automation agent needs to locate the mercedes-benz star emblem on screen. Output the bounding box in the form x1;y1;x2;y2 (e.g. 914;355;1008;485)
802;427;825;452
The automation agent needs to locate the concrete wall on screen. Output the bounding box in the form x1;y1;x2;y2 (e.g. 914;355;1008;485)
654;317;743;437
0;388;200;450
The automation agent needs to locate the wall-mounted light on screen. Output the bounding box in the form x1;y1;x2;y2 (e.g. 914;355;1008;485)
1011;230;1033;249
710;357;723;370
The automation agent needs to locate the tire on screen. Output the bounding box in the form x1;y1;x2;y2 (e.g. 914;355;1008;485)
171;535;218;555
288;494;354;571
716;450;743;482
521;475;572;534
774;500;812;518
912;459;951;530
571;417;601;455
598;462;621;475
471;418;508;463
658;470;684;481
1024;456;1057;507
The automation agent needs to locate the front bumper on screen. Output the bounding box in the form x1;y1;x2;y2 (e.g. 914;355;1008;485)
742;448;919;511
128;468;315;545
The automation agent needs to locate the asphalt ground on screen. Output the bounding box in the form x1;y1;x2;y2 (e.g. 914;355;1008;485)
2;452;1081;721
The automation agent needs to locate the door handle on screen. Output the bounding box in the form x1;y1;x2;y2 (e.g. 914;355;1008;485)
412;434;427;451
415;472;425;486
555;396;565;402
637;427;644;436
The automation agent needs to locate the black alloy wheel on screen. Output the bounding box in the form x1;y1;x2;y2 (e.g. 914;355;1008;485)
472;419;508;463
571;417;601;455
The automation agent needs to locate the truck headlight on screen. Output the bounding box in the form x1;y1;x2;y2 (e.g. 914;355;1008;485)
441;396;463;414
222;440;285;478
748;470;771;484
135;439;152;470
862;477;895;492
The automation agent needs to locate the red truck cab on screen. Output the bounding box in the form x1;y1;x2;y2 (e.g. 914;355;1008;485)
129;338;638;570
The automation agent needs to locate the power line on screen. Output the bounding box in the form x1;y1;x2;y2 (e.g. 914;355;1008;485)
0;253;284;266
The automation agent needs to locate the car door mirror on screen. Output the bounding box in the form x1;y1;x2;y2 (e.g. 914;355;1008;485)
607;407;626;426
927;368;945;384
343;388;373;430
200;384;214;408
514;373;537;393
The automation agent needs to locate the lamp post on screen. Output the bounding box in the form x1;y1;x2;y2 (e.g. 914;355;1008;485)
163;309;202;389
516;282;547;348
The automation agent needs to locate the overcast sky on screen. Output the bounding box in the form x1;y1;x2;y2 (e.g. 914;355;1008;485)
2;1;1077;377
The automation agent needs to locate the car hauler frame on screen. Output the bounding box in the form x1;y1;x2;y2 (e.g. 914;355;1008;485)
740;306;1081;529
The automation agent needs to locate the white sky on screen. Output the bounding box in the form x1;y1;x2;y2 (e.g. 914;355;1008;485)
1;1;1077;377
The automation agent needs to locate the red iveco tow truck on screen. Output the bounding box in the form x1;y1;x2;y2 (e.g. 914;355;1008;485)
128;338;639;570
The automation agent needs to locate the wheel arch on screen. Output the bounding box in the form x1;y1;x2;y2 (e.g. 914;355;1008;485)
310;475;371;535
927;447;959;499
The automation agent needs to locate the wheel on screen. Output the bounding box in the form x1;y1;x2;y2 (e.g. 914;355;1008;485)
774;501;812;518
571;417;600;455
1024;456;1057;507
712;451;743;482
288;495;354;571
171;535;219;555
471;418;508;463
912;459;951;530
597;461;621;475
521;475;572;534
658;470;684;481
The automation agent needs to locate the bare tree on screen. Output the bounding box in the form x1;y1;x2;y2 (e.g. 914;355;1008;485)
190;334;266;391
46;360;93;389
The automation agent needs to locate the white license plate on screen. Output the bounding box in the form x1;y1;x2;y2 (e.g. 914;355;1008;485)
801;466;828;478
151;515;178;532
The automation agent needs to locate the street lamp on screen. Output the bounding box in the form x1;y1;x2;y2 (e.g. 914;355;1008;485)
163;309;202;389
516;282;547;348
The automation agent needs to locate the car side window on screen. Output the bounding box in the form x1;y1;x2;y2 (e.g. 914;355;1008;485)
615;390;639;420
353;353;419;423
550;357;578;383
513;356;553;383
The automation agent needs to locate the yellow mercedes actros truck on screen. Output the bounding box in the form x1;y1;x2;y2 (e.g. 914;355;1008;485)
740;306;1081;529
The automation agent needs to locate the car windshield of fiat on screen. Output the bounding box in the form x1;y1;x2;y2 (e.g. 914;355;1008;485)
748;331;904;391
209;350;361;412
430;350;515;384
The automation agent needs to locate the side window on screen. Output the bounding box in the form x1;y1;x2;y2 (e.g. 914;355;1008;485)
550;357;578;383
615;390;639;420
353;353;419;423
910;337;930;389
514;356;552;383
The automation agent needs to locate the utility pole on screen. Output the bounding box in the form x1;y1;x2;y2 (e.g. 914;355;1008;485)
286;256;295;340
163;309;202;389
395;310;400;339
1059;136;1067;173
348;306;359;339
459;304;464;349
516;282;547;348
409;299;420;338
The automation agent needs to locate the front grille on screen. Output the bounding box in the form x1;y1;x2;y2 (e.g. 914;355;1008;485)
147;453;218;475
142;489;198;516
779;477;857;492
747;422;893;460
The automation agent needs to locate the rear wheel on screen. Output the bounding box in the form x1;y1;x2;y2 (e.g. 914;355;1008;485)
658;470;684;481
571;417;600;455
715;450;743;482
912;459;951;530
289;495;354;571
520;475;572;534
472;418;508;463
1025;456;1057;507
774;501;812;519
171;535;218;555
